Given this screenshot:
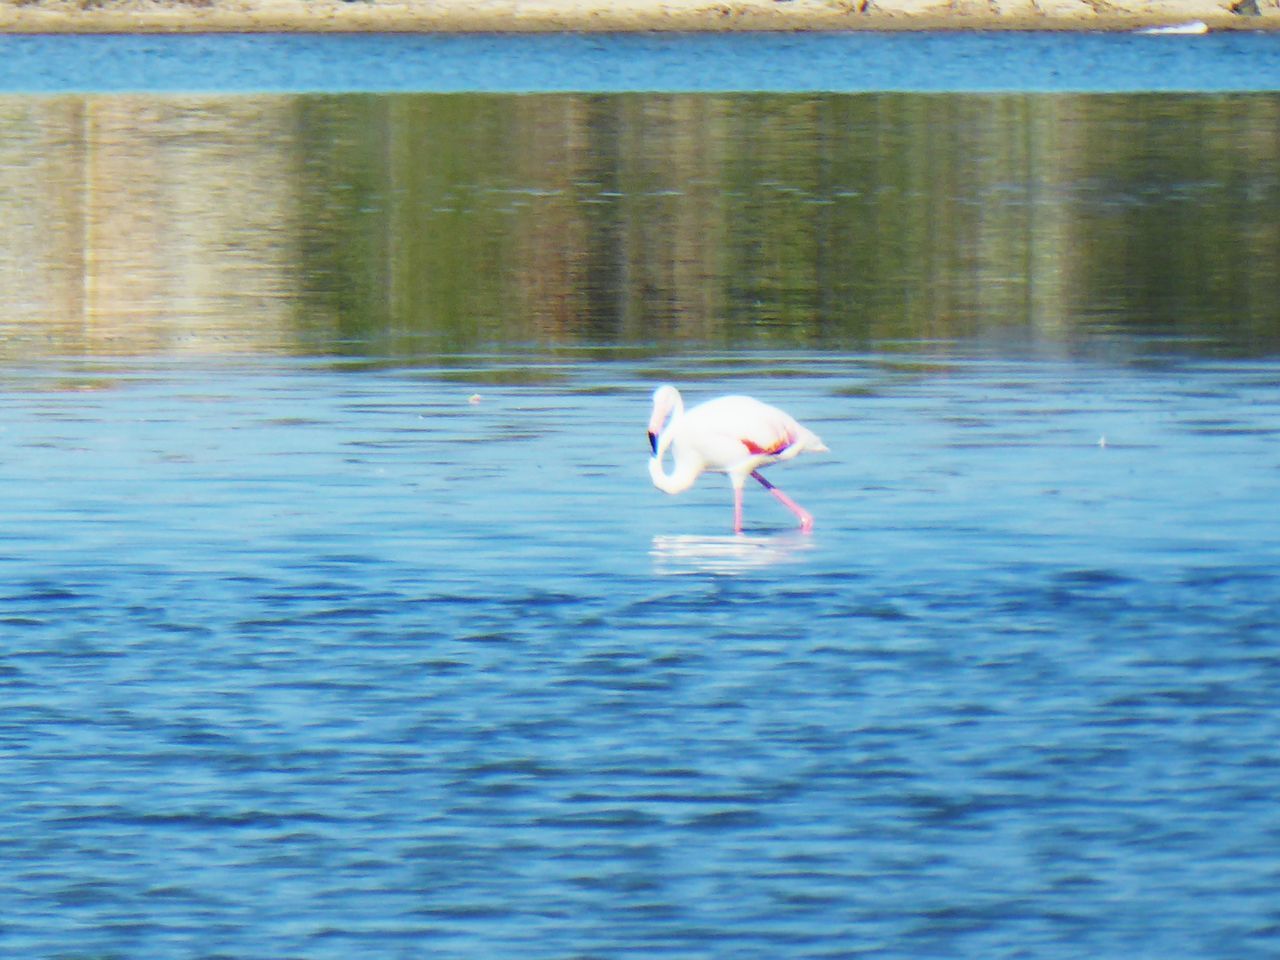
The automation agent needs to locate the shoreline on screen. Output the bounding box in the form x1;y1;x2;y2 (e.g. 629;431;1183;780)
0;0;1274;34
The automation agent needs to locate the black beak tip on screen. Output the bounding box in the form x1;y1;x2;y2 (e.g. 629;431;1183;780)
648;431;657;455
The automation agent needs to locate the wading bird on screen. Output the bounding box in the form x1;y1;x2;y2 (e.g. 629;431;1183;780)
647;384;828;534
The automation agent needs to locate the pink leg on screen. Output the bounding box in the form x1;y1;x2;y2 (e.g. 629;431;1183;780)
733;484;744;534
752;470;814;532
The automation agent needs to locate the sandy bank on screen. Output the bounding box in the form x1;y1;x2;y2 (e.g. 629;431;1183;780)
0;0;1274;33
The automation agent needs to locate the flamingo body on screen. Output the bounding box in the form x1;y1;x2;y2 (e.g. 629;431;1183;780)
647;384;828;533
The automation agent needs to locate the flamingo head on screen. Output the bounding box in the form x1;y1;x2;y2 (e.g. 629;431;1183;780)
647;384;683;455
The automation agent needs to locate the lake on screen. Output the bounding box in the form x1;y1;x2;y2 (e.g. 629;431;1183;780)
2;39;1280;960
4;32;1280;93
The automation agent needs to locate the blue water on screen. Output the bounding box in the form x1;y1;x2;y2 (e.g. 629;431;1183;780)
3;347;1280;957
2;31;1280;93
4;25;1280;956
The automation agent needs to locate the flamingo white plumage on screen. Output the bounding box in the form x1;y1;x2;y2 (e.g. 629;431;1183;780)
647;384;828;534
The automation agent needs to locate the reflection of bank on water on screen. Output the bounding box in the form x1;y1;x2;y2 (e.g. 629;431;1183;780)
2;93;1279;360
0;98;299;357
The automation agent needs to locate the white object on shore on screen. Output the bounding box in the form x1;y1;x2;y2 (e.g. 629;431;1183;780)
1135;20;1209;34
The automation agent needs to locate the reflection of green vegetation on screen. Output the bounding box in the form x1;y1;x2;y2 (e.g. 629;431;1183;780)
4;93;1276;361
293;95;521;353
292;93;1280;357
292;95;392;344
1065;95;1280;353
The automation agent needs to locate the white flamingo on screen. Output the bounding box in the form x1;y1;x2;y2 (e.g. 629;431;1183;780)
647;384;828;534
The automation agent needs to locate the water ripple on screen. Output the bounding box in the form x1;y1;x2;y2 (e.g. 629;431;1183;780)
1;355;1279;958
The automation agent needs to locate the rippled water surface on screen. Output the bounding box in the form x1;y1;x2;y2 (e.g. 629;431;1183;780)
3;32;1280;93
5;350;1280;958
4;87;1280;959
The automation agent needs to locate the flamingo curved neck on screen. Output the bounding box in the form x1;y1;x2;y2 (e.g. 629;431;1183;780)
649;425;702;495
649;454;699;494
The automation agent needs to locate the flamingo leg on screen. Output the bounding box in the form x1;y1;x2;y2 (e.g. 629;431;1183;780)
751;470;814;532
733;483;744;535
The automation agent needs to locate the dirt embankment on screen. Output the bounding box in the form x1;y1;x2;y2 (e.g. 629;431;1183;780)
0;0;1272;34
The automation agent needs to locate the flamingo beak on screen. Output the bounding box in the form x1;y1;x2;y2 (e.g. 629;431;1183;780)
648;431;658;455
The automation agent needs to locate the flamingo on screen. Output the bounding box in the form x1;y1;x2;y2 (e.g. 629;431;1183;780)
647;384;828;534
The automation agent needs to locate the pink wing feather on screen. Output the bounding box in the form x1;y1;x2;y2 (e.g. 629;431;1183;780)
741;432;796;456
